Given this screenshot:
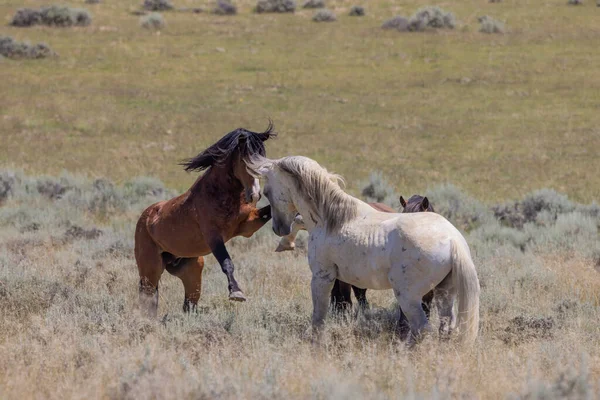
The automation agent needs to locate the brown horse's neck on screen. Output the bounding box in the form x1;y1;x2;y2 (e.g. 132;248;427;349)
190;165;244;197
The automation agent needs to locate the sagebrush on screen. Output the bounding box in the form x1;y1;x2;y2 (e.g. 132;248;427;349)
0;36;55;59
0;170;598;398
140;12;165;29
255;0;295;13
11;6;91;27
312;9;335;22
143;0;174;11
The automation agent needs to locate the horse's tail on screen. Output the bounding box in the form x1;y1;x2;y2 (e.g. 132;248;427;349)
451;238;480;345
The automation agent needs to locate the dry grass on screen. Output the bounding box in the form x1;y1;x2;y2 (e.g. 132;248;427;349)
0;173;599;398
0;0;599;202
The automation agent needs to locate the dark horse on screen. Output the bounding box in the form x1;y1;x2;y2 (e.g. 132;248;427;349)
135;124;276;316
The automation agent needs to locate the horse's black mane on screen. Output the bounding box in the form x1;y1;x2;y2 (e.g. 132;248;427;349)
181;122;276;172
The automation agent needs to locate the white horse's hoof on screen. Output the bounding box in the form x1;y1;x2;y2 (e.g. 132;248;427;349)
229;291;247;302
275;243;295;252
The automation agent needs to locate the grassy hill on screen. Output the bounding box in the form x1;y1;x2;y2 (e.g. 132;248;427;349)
2;0;600;202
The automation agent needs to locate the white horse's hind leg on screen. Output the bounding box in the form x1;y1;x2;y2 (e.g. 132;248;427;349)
395;289;432;346
311;271;336;342
434;272;456;340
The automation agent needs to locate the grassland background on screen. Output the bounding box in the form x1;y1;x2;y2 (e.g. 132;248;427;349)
1;0;600;398
2;0;600;201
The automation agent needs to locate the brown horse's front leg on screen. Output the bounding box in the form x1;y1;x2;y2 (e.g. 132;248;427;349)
210;239;246;302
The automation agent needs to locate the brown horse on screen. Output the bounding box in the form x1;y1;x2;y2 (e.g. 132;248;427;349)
135;124;276;316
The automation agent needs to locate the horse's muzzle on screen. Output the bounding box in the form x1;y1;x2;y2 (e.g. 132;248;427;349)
245;190;260;204
272;221;291;237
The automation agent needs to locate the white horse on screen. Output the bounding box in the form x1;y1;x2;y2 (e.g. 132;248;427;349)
253;155;480;345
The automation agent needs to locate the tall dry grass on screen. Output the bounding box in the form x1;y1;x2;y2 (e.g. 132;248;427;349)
1;170;599;399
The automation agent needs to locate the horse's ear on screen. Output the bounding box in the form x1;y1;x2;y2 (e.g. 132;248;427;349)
258;163;273;175
249;157;273;176
421;197;429;211
399;196;407;208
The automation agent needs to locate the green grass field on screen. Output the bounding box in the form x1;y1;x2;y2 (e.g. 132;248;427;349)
2;0;600;201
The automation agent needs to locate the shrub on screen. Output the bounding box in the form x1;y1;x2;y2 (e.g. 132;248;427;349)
143;0;174;11
408;6;455;31
381;16;409;31
568;0;583;4
40;5;92;26
348;6;364;16
11;6;91;27
530;212;598;252
0;36;55;59
500;315;555;345
213;0;237;15
36;177;73;199
10;9;42;27
494;189;580;229
65;225;103;241
478;15;504;34
303;0;324;8
85;0;101;4
312;9;335;22
360;172;398;207
0;171;19;203
425;183;493;232
255;0;296;13
140;12;165;29
61;178;127;216
123;176;170;201
470;221;530;251
521;189;575;224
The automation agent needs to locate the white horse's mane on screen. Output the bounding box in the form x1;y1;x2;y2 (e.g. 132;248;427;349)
276;156;358;233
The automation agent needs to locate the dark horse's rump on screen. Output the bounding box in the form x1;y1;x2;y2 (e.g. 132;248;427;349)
135;123;276;316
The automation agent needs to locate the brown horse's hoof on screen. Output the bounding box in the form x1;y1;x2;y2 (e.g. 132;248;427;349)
275;243;295;252
229;291;247;302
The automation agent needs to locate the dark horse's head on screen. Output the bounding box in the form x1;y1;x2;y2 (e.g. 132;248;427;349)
181;122;277;204
400;195;434;213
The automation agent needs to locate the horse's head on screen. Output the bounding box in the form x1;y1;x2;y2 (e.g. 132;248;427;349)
233;149;262;204
181;122;276;204
253;155;355;236
400;195;434;213
251;157;298;237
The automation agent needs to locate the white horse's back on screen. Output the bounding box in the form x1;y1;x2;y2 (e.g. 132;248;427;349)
320;211;458;288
